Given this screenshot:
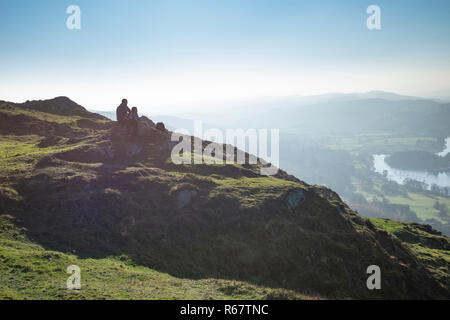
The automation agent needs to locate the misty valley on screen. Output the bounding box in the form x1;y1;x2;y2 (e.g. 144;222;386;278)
141;92;450;237
94;92;450;237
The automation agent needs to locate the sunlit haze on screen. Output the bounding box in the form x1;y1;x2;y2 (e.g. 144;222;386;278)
1;0;450;115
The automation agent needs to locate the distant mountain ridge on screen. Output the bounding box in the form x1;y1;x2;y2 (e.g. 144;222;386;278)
90;91;448;132
92;91;450;139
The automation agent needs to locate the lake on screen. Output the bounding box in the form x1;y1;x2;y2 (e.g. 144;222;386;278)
373;137;450;189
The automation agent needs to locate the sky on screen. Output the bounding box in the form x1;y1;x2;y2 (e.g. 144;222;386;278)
0;0;450;115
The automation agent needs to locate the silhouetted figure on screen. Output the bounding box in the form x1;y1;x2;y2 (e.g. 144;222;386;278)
128;106;139;136
116;99;130;128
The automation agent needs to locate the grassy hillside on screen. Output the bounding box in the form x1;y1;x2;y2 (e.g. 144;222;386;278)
0;215;313;300
370;218;449;288
0;97;449;299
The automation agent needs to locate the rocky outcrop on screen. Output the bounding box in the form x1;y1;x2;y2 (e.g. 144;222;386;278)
175;189;198;208
125;144;142;157
137;116;155;137
286;188;306;209
169;183;200;208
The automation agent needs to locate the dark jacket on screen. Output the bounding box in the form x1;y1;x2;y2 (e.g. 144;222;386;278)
116;104;130;124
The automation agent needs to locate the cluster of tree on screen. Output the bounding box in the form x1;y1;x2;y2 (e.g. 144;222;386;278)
347;191;450;236
431;184;450;197
403;178;429;191
371;197;421;223
434;201;450;223
401;178;450;197
347;193;420;223
380;181;407;197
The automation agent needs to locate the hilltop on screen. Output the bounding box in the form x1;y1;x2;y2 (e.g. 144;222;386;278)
0;97;449;299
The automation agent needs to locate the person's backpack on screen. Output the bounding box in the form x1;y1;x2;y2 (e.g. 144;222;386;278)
156;122;166;132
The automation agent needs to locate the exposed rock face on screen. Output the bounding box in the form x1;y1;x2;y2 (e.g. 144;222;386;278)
170;183;200;209
137;116;155;137
175;189;198;208
96;146;114;159
37;135;62;148
125;144;142;157
158;136;177;151
112;124;127;138
311;187;342;202
286;188;306;209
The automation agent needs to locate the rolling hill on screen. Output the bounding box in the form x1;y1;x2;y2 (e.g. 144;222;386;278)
0;97;449;299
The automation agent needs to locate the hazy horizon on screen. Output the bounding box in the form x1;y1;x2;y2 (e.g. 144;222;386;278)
1;0;450;115
3;90;450;119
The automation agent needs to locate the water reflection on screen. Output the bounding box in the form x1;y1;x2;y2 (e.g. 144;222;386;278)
372;137;450;189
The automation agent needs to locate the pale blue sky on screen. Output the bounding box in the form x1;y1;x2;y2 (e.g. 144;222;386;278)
1;0;449;113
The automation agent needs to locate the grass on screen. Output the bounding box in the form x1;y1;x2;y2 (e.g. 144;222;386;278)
352;181;450;224
1;99;449;299
0;102;108;125
209;176;304;209
370;218;449;289
385;193;450;223
0;215;314;300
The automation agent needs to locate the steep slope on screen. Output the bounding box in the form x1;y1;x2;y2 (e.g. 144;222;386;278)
0;216;312;300
0;97;449;299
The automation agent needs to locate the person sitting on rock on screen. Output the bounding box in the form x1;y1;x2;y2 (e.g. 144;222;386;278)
128;106;139;136
116;99;130;128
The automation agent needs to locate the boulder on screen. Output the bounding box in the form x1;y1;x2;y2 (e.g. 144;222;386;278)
175;189;198;209
286;189;306;209
158;137;177;151
112;123;127;138
37;135;62;148
137;116;155;137
96;146;114;159
125;144;142;157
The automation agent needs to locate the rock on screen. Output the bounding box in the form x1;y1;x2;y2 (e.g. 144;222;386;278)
37;135;61;148
158;137;177;151
287;189;306;209
311;187;342;202
137;116;155;137
175;189;198;209
96;146;114;159
125;144;142;157
140;116;155;126
138;116;156;136
156;122;167;132
352;215;365;225
112;123;127;138
35;155;62;168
